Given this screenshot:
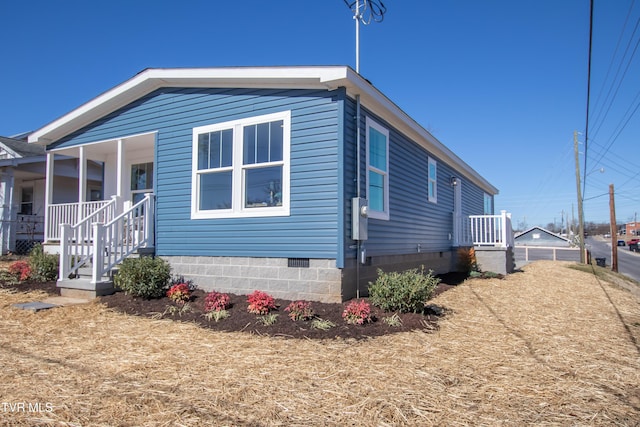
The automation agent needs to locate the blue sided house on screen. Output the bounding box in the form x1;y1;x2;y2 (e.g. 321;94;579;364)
28;66;504;302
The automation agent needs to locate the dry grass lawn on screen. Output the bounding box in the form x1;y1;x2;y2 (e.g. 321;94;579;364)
1;260;639;426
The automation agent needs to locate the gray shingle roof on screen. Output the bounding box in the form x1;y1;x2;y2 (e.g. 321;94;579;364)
0;136;45;158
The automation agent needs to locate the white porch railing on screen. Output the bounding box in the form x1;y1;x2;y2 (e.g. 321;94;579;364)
46;200;115;241
59;194;154;283
58;197;120;280
93;194;155;282
469;210;514;248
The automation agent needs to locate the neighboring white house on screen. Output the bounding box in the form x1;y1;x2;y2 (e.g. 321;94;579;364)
0;135;103;254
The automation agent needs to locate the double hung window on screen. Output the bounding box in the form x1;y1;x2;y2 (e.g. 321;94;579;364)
192;111;290;218
366;117;390;220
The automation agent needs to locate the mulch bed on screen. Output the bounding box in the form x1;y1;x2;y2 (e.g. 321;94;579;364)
6;273;464;340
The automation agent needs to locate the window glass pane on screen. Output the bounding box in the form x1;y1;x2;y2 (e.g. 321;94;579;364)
428;162;437;180
256;122;270;163
270;120;283;161
245;166;283;208
369;171;384;211
221;129;233;167
484;193;492;214
369;127;387;171
243;125;256;165
199;171;232;210
209;131;221;169
131;163;153;191
197;134;209;170
429;181;436;199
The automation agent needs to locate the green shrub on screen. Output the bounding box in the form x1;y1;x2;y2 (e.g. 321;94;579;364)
28;244;59;282
114;256;171;299
368;266;440;313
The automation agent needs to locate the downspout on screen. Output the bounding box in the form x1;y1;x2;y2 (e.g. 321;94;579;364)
355;94;362;298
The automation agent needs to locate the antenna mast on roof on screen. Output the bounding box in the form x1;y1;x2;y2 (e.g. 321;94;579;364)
344;0;387;74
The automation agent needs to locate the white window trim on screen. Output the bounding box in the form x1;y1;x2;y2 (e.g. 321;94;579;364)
428;157;437;204
191;110;291;219
365;116;390;221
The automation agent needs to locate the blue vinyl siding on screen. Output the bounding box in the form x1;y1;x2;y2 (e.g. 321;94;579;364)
342;97;487;260
52;87;342;259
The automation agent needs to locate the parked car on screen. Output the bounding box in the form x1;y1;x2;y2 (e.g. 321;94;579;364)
630;241;639;252
627;238;639;246
618;240;626;246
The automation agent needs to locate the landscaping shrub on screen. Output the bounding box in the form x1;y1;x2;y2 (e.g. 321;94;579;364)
170;275;196;291
368;266;440;313
204;291;231;312
166;283;191;303
457;247;478;273
284;300;314;321
342;299;372;325
28;244;59;282
8;260;32;282
246;290;276;315
114;256;171;299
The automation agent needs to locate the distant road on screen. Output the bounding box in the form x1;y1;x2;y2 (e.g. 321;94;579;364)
586;236;640;282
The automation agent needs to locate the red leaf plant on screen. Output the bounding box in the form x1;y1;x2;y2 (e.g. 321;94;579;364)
8;260;32;282
204;291;231;312
246;290;276;315
166;283;191;303
284;300;314;321
342;299;373;325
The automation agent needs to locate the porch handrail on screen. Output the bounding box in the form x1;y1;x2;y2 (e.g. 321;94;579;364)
58;197;120;280
47;200;115;241
469;210;514;248
93;193;155;282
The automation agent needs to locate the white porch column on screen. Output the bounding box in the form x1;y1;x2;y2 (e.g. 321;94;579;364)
115;139;126;214
78;146;87;219
0;168;15;254
116;139;125;199
44;152;54;242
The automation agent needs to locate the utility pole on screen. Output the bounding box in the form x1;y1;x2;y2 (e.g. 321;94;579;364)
574;131;586;263
609;184;618;272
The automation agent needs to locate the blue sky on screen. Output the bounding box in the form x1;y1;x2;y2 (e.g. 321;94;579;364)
1;0;638;229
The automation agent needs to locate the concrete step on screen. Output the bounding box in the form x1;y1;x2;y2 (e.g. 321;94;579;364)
57;277;115;299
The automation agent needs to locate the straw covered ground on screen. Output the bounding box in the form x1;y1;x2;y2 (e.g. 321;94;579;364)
1;260;639;426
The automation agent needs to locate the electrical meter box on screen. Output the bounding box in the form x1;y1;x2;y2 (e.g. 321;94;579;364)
351;197;369;240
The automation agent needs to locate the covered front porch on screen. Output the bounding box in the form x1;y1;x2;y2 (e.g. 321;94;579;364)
43;132;157;298
44;131;156;243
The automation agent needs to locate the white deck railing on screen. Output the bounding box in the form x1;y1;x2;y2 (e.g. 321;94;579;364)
469;210;514;248
58;194;154;283
46;200;115;241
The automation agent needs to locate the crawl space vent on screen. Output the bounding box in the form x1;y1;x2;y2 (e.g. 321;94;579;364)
288;258;310;268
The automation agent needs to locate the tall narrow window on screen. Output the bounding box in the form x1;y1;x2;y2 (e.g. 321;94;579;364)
192;111;290;219
366;117;389;220
484;193;493;214
131;162;153;205
428;157;437;203
19;187;33;215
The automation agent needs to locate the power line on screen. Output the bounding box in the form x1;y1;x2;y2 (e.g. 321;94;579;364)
590;0;638;133
582;0;594;198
